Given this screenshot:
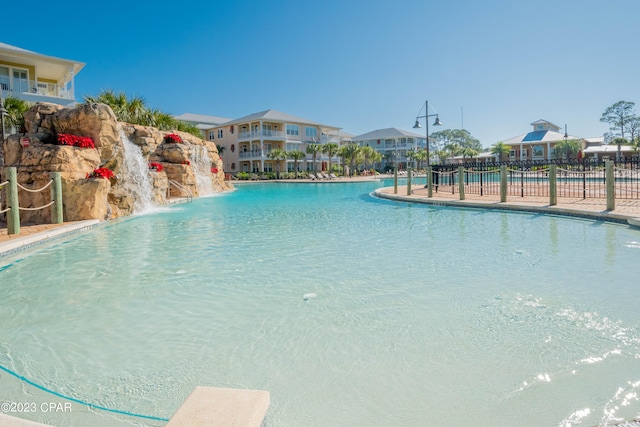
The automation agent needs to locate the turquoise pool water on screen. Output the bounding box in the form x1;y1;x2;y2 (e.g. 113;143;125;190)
1;180;640;426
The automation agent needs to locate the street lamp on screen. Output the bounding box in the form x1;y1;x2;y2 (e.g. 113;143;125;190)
413;100;442;165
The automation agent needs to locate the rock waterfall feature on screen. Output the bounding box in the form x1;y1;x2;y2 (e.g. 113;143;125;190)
1;102;232;224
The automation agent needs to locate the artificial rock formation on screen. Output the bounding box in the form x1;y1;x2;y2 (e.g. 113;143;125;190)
1;102;232;224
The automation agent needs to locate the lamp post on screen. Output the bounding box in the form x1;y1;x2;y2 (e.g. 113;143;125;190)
413;100;442;165
413;101;442;195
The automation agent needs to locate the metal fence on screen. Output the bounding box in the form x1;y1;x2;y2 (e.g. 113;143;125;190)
431;159;640;200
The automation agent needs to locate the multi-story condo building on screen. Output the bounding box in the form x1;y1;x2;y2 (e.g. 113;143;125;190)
206;109;345;174
352;128;427;170
0;42;84;106
173;112;232;139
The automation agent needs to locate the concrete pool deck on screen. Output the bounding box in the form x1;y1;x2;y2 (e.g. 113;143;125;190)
375;185;640;226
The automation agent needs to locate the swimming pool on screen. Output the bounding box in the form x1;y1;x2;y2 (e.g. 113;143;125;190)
1;180;640;426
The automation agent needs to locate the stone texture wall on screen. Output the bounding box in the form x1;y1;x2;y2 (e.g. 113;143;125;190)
1;102;232;224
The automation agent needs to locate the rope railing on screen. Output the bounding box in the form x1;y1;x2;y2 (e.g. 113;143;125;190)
1;168;64;236
19;201;56;211
17;179;53;193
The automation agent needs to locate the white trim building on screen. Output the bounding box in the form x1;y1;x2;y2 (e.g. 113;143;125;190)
352;128;426;170
0;42;84;106
206;109;344;174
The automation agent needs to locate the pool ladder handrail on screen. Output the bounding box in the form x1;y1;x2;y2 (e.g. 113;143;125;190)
167;179;193;203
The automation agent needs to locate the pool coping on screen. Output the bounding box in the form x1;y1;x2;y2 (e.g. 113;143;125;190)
0;220;102;258
374;188;640;228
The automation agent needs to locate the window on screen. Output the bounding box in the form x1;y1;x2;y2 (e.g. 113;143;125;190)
521;149;528;157
218;129;224;139
231;163;236;170
532;145;544;157
0;66;8;91
208;130;215;140
286;124;299;136
305;127;317;139
230;144;235;152
536;125;544;131
509;149;516;158
230;125;234;135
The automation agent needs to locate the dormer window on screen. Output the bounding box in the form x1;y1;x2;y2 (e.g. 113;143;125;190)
536;125;544;131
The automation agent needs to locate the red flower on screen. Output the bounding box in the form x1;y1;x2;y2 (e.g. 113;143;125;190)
164;133;183;143
57;133;95;149
211;167;219;174
87;167;114;180
181;160;191;165
149;162;164;172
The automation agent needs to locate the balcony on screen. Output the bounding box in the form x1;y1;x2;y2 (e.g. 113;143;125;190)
238;130;286;141
0;77;74;101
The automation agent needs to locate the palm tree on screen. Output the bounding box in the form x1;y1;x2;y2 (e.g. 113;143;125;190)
414;149;427;169
216;144;225;156
370;150;383;172
434;149;448;165
306;143;323;175
444;142;461;162
268;148;287;178
85;89;201;137
322;143;339;174
611;137;627;160
461;147;479;161
491;142;511;162
405;149;419;169
2;96;30;134
553;139;582;160
337;144;360;176
288;150;306;178
360;146;376;171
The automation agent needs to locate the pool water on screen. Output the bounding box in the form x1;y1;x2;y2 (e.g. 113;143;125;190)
1;180;640;426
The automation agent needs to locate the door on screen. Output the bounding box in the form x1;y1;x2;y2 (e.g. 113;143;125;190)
13;69;29;93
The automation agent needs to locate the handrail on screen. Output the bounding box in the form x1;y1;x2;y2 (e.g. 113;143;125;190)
168;179;193;202
1;168;64;235
17;179;53;193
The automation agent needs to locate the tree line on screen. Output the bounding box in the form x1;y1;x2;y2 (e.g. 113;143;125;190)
0;90;203;138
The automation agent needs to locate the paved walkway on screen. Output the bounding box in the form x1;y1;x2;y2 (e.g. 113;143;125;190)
376;184;640;225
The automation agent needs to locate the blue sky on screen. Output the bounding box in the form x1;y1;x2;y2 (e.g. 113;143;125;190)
5;0;640;147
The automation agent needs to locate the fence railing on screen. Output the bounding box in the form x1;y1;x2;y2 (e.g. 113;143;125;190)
427;159;640;202
0;167;64;235
392;160;638;211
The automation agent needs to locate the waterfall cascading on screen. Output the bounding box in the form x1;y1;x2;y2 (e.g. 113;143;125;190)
190;145;215;196
118;128;155;213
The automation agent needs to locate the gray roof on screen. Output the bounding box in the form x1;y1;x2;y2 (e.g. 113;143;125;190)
530;119;561;129
219;109;339;130
352;128;424;142
327;129;355;138
174;113;232;125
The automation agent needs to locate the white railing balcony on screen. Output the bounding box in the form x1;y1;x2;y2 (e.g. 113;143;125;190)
239;150;266;159
0;77;72;100
238;130;286;141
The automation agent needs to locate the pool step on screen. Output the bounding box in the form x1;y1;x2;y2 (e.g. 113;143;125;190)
167;386;270;427
0;414;51;426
